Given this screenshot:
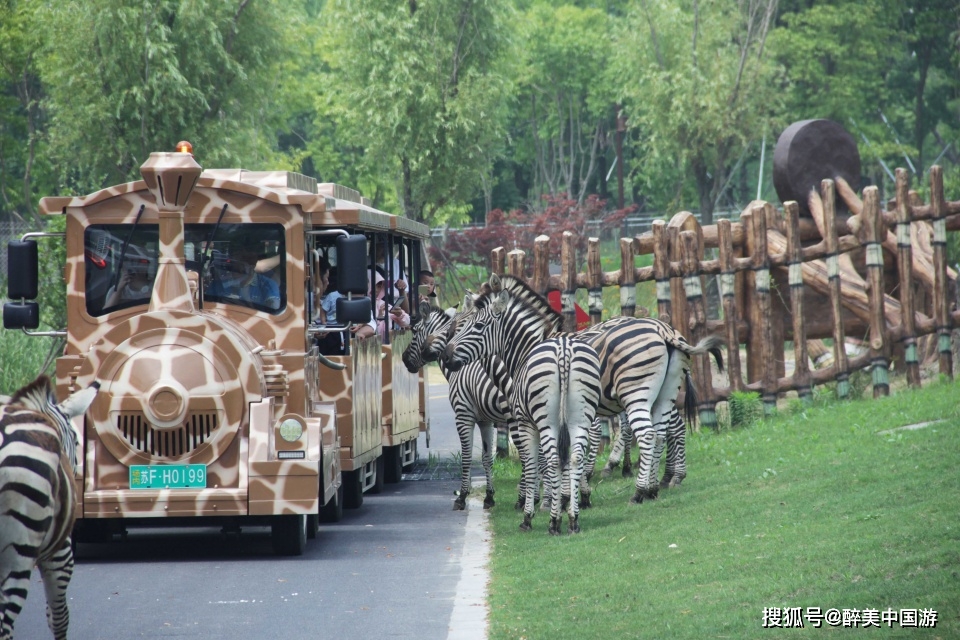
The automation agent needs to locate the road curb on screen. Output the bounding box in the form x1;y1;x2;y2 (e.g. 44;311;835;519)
447;481;491;640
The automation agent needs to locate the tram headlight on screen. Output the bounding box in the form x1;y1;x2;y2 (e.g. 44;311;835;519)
278;418;304;443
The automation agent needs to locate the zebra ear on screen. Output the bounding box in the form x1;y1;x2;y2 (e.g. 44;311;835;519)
462;294;474;309
491;289;509;314
418;300;432;319
57;381;100;419
488;273;502;293
444;307;457;319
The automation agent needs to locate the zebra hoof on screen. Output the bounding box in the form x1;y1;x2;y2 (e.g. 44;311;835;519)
630;490;645;505
452;498;467;511
483;493;495;509
580;495;592;509
548;518;562;536
520;516;533;532
669;476;685;488
600;467;613;479
568;518;581;534
621;465;633;478
660;474;673;488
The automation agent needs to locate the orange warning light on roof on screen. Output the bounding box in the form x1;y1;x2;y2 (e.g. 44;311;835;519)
176;140;193;154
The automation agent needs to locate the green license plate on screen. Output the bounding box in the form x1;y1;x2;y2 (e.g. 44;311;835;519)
130;464;207;489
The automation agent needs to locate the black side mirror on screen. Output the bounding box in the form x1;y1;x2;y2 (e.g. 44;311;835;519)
336;235;368;295
337;297;372;324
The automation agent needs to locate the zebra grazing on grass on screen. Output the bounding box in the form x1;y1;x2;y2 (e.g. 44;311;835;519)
445;275;601;534
446;275;724;506
0;375;99;640
401;300;514;511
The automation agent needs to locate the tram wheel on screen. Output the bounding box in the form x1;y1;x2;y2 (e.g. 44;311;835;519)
318;480;344;523
384;445;404;484
272;514;307;556
307;513;319;539
342;469;364;509
369;455;386;494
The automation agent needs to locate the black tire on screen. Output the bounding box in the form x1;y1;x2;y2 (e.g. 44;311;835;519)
402;440;418;473
318;480;344;523
307;513;319;539
369;455;386;494
73;518;116;544
384;445;403;484
342;469;364;509
272;514;307;556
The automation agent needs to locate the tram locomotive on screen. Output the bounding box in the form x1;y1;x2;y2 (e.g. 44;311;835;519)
3;146;431;555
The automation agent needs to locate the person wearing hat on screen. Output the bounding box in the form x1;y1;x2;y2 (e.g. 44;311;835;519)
371;269;410;340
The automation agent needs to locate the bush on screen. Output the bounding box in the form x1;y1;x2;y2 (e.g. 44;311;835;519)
728;390;763;428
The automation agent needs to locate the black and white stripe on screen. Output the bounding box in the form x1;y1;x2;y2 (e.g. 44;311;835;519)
0;375;98;640
445;275;601;534
445;276;723;506
402;301;513;510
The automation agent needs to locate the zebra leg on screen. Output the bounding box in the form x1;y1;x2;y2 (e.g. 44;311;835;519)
517;423;539;532
0;559;34;639
620;412;634;477
649;431;665;490
660;408;686;488
601;414;628;478
39;540;74;640
579;419;600;508
567;437;589;534
623;403;659;504
453;415;476;511
542;428;563;536
478;422;496;509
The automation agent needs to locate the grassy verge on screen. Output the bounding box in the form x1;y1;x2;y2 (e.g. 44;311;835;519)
0;328;59;394
485;378;960;639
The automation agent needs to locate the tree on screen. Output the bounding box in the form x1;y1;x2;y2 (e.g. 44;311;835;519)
316;0;514;226
35;0;305;193
0;0;48;222
512;3;617;207
613;0;783;224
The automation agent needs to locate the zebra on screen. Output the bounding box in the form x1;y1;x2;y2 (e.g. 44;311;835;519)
444;276;601;534
401;300;514;511
445;275;724;506
0;375;99;640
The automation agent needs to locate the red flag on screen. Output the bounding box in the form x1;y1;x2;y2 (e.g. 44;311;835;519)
547;290;591;331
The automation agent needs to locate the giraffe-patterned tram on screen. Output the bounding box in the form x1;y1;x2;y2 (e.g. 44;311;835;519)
4;147;431;555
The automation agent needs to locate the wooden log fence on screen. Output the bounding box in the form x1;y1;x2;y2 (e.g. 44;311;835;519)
484;166;960;428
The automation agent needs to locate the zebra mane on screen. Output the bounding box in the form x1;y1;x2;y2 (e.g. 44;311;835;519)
479;274;563;334
9;375;56;412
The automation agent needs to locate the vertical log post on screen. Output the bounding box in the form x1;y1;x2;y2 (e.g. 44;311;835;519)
895;168;921;387
507;249;526;280
587;237;603;327
680;230;715;428
718;219;744;393
742;208;761;387
668;224;685;335
822;180;850;398
652;220;671;322
619;237;637;318
784;201;812;403
532;235;551;296
561;231;577;332
490;247;505;276
862;186;890;397
930;166;953;379
749;206;777;415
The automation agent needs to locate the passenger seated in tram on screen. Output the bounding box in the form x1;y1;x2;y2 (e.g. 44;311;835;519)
205;241;281;310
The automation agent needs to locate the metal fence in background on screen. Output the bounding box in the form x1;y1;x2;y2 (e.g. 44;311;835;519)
430;209;738;244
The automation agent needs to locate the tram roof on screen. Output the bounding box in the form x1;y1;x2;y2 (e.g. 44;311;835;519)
38;168;430;240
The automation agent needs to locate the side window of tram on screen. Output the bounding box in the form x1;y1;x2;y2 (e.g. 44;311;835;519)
85;225;159;317
184;223;286;314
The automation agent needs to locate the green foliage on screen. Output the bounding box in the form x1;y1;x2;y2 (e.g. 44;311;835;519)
0;327;54;393
486;378;960;639
316;0;515;225
728;390;763;428
35;0;304;192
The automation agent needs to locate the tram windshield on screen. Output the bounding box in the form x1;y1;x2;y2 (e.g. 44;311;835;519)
84;223;286;316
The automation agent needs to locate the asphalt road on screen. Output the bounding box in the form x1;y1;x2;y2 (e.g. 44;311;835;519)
18;373;489;640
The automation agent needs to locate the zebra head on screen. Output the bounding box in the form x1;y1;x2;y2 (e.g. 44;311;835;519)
9;375;100;470
401;301;457;373
443;276;509;372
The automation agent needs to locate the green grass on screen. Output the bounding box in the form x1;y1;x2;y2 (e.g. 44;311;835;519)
0;328;59;394
485;379;960;639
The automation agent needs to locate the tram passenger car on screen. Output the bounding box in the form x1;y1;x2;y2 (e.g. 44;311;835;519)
3;146;431;555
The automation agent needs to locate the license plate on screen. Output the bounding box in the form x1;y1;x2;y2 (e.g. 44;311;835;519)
130;464;207;489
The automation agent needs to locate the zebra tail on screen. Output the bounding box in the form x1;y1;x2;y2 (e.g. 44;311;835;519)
558;347;570;470
689;334;725;373
684;369;699;428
